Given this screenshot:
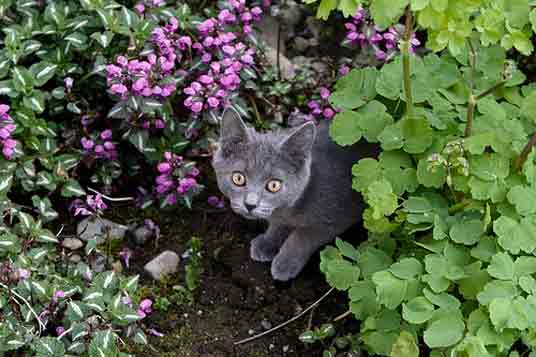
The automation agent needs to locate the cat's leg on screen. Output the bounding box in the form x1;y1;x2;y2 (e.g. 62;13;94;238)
250;223;293;262
271;228;333;281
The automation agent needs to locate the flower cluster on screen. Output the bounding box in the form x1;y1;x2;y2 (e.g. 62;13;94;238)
208;195;225;209
343;8;420;61
80;129;117;160
182;1;262;114
106;54;179;100
137;298;153;319
70;193;108;217
134;0;165;15
0;104;17;160
155;152;201;205
306;87;338;121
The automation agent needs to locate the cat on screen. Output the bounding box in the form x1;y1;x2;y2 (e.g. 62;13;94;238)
212;108;379;281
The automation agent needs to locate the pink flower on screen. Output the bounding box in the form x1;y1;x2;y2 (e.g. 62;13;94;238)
119;247;132;268
207;97;220;108
100;130;112;140
81;138;94;150
56;326;66;336
157;162;171;173
54;290;66;300
111;83;128;95
319;87;330;99
133;77;149;92
134;3;145;14
148;328;165;337
191;101;203;113
17;268;31;280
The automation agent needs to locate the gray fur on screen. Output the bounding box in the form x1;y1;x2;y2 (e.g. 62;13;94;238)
212;109;379;281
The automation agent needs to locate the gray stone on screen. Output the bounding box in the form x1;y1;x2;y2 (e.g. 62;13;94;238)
69;254;81;263
257;15;284;53
91;254;107;273
279;2;303;28
293;36;310;52
261;319;272;330
144;250;180;281
77;217;128;244
62;238;83;250
132;226;153;245
264;47;295;79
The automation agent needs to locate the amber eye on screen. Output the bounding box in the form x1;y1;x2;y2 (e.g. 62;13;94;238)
231;172;246;186
266;179;282;193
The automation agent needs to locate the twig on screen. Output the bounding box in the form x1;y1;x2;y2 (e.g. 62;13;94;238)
333;310;352;322
514;132;536;172
465;39;476;138
248;95;262;125
87;187;134;202
234;287;335;345
0;282;47;334
56;224;64;237
306;305;316;331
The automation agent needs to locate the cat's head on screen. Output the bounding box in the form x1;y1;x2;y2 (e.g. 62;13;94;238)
212;108;316;220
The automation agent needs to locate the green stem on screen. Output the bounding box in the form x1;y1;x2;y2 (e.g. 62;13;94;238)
514;132;536;172
465;40;476;138
402;8;414;118
474;80;507;101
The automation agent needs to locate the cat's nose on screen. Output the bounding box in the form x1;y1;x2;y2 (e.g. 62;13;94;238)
244;203;257;212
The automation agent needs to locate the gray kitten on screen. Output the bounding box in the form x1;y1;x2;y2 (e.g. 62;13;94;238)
212;109;379;281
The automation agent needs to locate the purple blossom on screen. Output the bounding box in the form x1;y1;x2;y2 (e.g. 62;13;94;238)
119;247;132;268
71;193;108;217
64;77;74;91
0;104;18;160
138;298;153;319
148;328;165;337
53;290;66;301
56;326;66;336
208;196;225;209
17;268;31;280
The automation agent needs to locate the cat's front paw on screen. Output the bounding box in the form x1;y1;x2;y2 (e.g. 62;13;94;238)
250;234;278;262
270;254;306;281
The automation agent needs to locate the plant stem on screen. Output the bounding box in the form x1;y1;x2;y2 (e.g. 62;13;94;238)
276;21;282;80
474;80;507;101
402;8;414;118
514;132;536;172
465;40;476;138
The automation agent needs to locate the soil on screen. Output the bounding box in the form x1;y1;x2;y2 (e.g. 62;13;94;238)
122;186;358;357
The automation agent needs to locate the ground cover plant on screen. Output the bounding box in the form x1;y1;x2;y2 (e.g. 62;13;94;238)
5;0;536;356
308;1;536;356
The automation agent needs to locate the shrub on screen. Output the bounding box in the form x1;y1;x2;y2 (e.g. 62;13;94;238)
0;0;265;354
314;2;536;356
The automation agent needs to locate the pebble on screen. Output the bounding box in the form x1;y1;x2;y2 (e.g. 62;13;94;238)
293;36;310;52
132;225;153;245
69;254;81;263
77;217;128;244
269;344;275;350
62;238;84;250
91;254;106;273
144;250;180;281
261;319;272;330
283;345;289;353
248;329;255;336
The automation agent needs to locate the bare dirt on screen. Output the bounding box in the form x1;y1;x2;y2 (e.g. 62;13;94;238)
125;190;356;357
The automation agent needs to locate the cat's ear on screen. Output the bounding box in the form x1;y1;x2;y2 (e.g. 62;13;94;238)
220;107;249;144
280;122;316;162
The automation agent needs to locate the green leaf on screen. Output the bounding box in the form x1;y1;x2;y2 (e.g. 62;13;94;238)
329;67;377;110
329;111;362;146
411;0;430;11
320;247;360;290
316;0;337;20
352;158;382;193
470;153;510;182
379;124;404;151
30;337;66;356
487;252;515;280
493;215;536;255
364;179;398;219
489;297;529;331
477;280;519;305
520;91;536;123
370;0;409;29
91;31;115;48
391;330;419;357
335;238;359;262
338;0;360;17
449;219;483;245
389;258;423;280
507;185;536;216
12;66;34;92
61;179;85;197
423;315;465;348
372;270;407;309
417;158;446;188
29;61;57;87
23;90;46;113
402;297;435;324
356;100;394;142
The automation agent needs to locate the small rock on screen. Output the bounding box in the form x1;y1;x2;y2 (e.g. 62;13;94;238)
257;16;285;52
69;254;81;263
144;250;180;281
293;36;310;52
248;329;255;336
269;344;275;350
62;238;83;250
282;345;289;353
279;2;303;27
261;319;272;330
264;47;295;79
77;217;128;244
132;226;153;245
91;254;107;273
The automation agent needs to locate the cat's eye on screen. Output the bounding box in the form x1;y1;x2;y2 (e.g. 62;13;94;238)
231;172;246;186
266;179;282;193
